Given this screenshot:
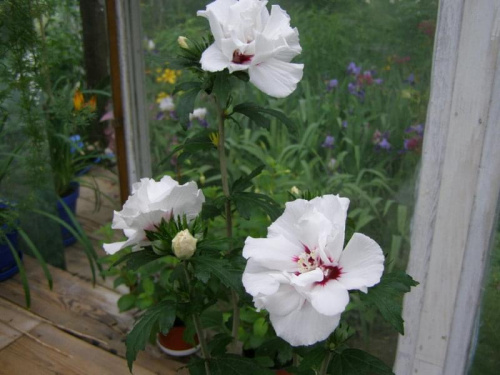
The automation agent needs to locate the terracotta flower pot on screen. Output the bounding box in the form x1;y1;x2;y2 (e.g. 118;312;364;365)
157;324;199;357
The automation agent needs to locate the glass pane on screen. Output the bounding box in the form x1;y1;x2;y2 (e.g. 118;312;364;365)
139;0;438;368
468;223;500;374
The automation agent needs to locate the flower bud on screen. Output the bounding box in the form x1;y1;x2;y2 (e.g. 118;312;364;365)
172;229;197;259
290;186;300;196
178;36;189;49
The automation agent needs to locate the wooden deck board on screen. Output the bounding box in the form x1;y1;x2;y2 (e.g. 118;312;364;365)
0;323;156;375
0;167;186;374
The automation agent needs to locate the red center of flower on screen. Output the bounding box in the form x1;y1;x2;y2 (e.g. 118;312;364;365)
317;265;343;286
294;245;343;285
232;50;253;64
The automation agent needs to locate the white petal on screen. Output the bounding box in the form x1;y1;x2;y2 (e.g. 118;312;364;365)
308;280;350;316
311;195;349;261
200;43;230;72
164;181;205;221
103;241;127;255
197;0;237;43
255;284;303;316
262;5;293;39
290;268;323;287
270;301;340;346
268;199;310;239
338;233;384;291
248;58;303;98
242;235;301;272
242;259;281;297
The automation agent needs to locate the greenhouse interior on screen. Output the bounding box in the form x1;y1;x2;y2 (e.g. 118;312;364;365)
0;0;498;374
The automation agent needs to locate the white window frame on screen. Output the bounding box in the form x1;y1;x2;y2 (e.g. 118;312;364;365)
395;1;500;374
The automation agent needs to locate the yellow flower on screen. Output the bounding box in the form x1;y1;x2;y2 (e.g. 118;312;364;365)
163;69;177;84
209;132;219;148
73;89;84;111
156;92;168;103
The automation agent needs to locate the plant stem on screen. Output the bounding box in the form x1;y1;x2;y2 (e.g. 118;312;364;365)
183;264;211;374
215;98;240;352
319;351;333;375
192;313;211;375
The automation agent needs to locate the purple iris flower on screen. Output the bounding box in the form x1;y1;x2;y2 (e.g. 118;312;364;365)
405;73;415;85
156;112;165;121
198;118;209;128
322;135;335;149
347;62;361;76
405;123;424;136
169;111;179;121
342;120;348;128
326;79;338;91
348;82;357;95
379;137;391;150
374;78;383;85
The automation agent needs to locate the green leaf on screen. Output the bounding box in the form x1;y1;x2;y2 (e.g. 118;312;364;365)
256;337;293;366
359;271;419;334
207;333;233;356
112;249;159;271
232;102;270;129
233;192;282;221
231;164;265;194
253;317;269;338
117;294;136;312
125;300;176;371
189;354;275;375
174;81;202;125
213;71;231;107
191;256;243;294
297;345;327;372
232;103;296;133
329;349;394;375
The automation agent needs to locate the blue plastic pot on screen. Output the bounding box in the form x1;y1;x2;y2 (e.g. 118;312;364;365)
0;205;21;281
57;182;80;247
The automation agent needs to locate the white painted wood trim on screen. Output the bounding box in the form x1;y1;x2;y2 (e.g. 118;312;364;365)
115;0;152;186
395;1;500;374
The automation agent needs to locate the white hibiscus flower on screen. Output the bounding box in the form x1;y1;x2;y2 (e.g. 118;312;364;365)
197;0;303;98
242;195;384;346
103;176;205;255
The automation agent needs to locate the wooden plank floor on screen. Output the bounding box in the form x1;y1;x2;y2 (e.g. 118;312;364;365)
0;167;187;374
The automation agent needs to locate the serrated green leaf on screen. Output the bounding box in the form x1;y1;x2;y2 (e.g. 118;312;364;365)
329;349;394;375
118;294;136;312
191;256;243;294
233;192;282;221
360;271;418;334
125;300;176;371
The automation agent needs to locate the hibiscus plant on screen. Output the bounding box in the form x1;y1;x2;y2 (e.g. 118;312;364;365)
105;1;417;374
